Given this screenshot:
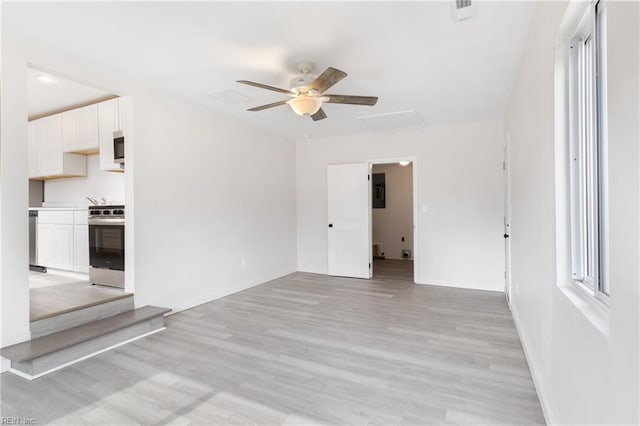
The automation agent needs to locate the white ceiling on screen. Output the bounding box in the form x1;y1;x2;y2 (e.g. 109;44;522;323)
27;67;114;119
6;1;537;139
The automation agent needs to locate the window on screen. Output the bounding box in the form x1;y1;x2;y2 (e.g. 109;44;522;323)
568;0;609;303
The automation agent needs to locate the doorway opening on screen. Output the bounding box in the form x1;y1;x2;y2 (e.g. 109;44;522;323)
26;65;133;326
370;159;416;283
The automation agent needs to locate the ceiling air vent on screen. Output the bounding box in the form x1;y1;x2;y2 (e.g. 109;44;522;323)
451;0;477;21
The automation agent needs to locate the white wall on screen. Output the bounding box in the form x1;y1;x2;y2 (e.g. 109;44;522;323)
297;121;505;291
505;1;639;424
371;163;413;260
132;94;297;312
44;155;125;206
0;30;31;372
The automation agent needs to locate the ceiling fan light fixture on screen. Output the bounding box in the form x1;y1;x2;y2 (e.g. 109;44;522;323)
237;66;378;122
288;95;322;116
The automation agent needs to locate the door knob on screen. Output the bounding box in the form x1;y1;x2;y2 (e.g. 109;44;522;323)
504;234;510;238
328;224;333;228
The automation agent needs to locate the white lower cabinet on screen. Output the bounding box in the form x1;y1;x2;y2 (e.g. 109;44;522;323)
37;223;54;269
73;210;89;273
37;210;89;273
74;225;89;273
38;223;74;271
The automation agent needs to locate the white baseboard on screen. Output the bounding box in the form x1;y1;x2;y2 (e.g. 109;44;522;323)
296;266;327;275
508;300;557;425
164;267;298;316
415;279;504;293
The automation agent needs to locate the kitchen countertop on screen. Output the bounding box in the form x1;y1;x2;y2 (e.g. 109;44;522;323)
29;207;88;211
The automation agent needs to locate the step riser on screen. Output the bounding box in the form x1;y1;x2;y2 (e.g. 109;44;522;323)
30;296;135;339
13;316;164;377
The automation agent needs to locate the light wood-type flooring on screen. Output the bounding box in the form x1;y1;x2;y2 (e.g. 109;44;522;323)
2;260;544;425
29;271;88;289
30;281;130;322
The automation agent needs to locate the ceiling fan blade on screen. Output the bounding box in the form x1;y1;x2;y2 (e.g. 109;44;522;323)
310;108;327;121
247;100;288;112
237;80;292;95
308;67;347;94
325;94;378;106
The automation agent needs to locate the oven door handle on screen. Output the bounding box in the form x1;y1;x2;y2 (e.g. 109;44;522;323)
88;218;125;226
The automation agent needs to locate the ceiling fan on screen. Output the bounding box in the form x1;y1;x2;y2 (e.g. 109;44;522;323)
237;61;378;121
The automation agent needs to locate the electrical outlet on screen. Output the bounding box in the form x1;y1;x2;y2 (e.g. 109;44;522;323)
401;237;405;242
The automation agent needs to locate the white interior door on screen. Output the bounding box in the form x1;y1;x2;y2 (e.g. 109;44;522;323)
327;163;371;279
504;137;512;299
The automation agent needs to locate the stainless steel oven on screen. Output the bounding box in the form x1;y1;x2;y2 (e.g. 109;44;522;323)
89;205;125;288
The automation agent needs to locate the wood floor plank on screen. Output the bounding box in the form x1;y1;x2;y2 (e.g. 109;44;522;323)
30;281;131;321
1;260;545;425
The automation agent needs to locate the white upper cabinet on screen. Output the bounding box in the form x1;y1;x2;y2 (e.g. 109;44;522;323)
28;98;126;179
62;103;99;154
41;115;63;175
98;98;124;172
28;115;86;179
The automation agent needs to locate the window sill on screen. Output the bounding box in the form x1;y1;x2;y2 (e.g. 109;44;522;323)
557;280;610;336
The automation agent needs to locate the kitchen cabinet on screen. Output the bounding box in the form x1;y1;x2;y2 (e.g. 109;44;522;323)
28;97;127;179
37;209;89;273
74;225;89;273
28;115;87;179
36;223;54;268
98;98;124;172
73;210;89;273
37;223;74;272
62;104;100;154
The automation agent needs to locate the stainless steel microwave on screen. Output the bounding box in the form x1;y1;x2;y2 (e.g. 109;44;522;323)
113;130;125;164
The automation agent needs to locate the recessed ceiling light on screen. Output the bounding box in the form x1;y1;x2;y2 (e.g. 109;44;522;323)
37;74;57;84
399;161;411;167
